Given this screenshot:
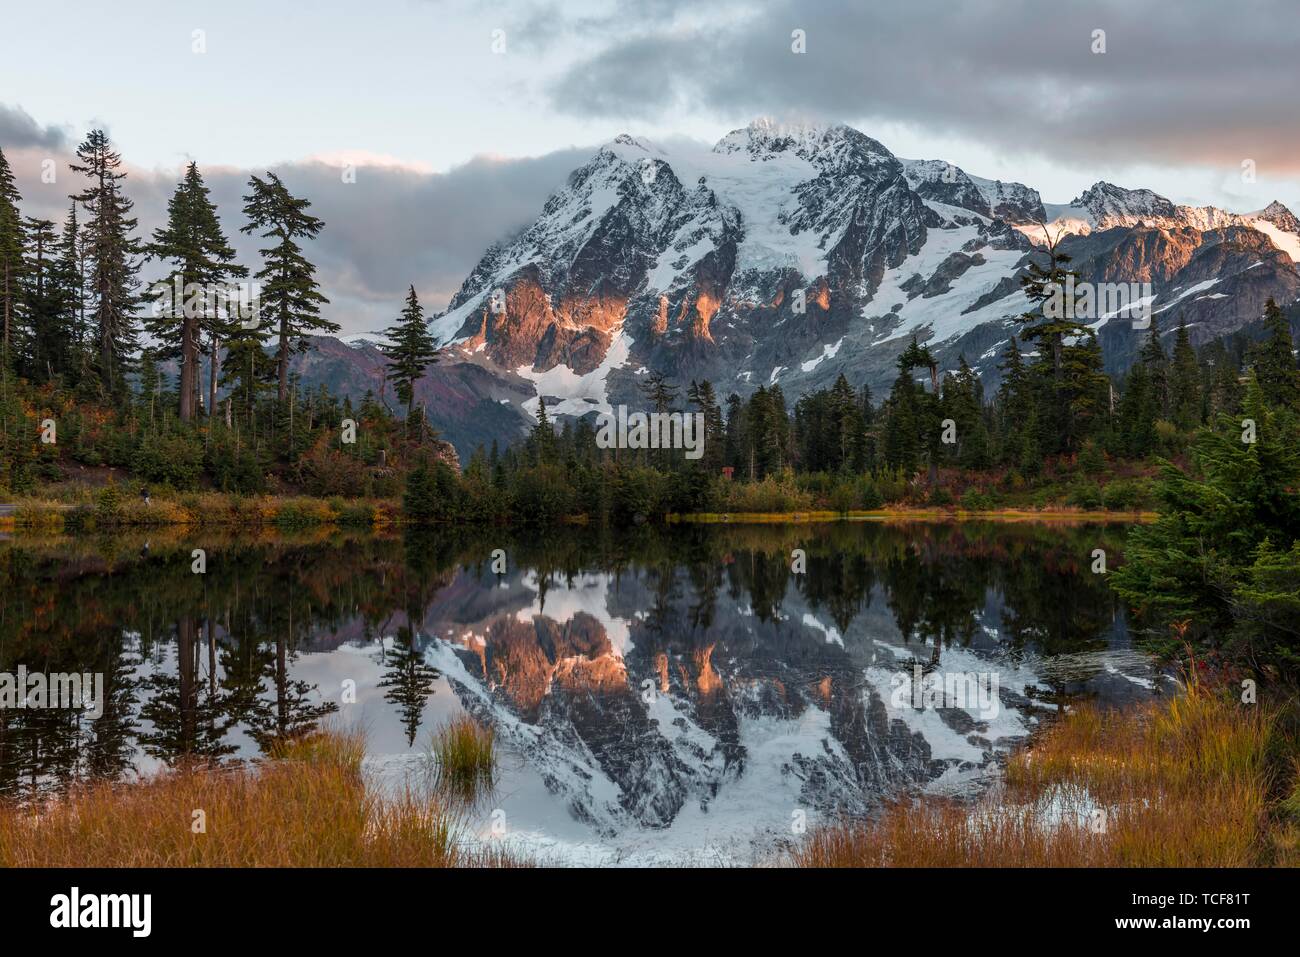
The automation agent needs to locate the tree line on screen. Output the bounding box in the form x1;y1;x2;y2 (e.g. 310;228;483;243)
0;134;445;495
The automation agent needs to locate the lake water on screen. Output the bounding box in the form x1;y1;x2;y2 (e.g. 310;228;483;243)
0;521;1162;864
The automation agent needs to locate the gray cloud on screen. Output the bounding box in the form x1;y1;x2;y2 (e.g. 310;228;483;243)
544;0;1300;173
0;103;69;151
4;109;591;337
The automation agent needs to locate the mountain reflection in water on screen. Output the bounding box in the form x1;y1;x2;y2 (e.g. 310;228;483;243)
0;521;1159;862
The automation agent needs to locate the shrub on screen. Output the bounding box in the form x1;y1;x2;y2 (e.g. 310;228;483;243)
132;432;205;489
1101;478;1145;511
95;482;124;523
828;480;856;514
1067;481;1104;510
857;478;884;510
927;486;954;507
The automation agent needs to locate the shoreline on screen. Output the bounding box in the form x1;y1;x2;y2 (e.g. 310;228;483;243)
669;507;1155;524
0;495;1155;532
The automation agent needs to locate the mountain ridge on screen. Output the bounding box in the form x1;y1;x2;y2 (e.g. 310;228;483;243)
291;120;1300;457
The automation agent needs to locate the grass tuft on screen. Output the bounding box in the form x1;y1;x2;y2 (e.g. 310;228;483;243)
431;716;497;802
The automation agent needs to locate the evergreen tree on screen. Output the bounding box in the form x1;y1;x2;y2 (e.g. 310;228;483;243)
240;173;334;403
1015;229;1102;452
531;396;557;464
382;285;440;434
0;147;25;375
1138;317;1169;418
1112;373;1300;672
1252;298;1300;408
1016;229;1089;382
687;378;725;471
996;335;1037;469
1169;320;1201;429
148;162;246;422
69;130;144;397
55;202;90;378
19;216;73;381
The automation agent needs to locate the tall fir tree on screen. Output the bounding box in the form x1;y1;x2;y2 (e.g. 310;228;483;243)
20;216;73;381
69;130;144;397
148;162;246;422
240;172;334;403
1138;316;1169;419
1169;319;1201;429
382;285;440;434
0;147;24;375
1252;298;1299;409
1015;227;1101;452
687;378;725;471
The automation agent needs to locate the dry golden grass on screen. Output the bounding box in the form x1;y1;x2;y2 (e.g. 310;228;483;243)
0;729;529;868
792;689;1296;868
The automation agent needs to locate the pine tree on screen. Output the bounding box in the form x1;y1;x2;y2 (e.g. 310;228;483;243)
69;130;144;397
1061;332;1111;446
20;216;71;381
828;373;863;472
1169;320;1201;429
1138;317;1169;419
137;348;162;426
1252;298;1299;409
531;396;557;464
1111;373;1300;670
148;162;246;422
220;323;273;432
687;378;725;470
1117;361;1157;458
1015;229;1102;452
0;147;24;375
945;355;989;468
382;285;439;434
240;173;334;403
996;335;1036;468
891;337;941;481
54;202;90;379
1016;228;1090;382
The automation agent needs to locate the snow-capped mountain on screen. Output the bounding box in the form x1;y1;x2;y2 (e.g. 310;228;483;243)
288;120;1300;455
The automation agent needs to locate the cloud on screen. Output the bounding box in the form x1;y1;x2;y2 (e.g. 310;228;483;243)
3;103;591;337
0;103;69;151
543;0;1300;174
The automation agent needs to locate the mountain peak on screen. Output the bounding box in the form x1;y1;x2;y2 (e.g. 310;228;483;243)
1069;181;1177;227
712;119;896;176
1256;200;1300;231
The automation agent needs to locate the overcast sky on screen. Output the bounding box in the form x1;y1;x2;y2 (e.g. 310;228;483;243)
2;0;1298;336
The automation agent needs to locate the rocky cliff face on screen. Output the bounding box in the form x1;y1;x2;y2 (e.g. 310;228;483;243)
289;120;1300;454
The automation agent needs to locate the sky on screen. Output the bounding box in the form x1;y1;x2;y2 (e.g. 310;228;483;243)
2;0;1298;336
